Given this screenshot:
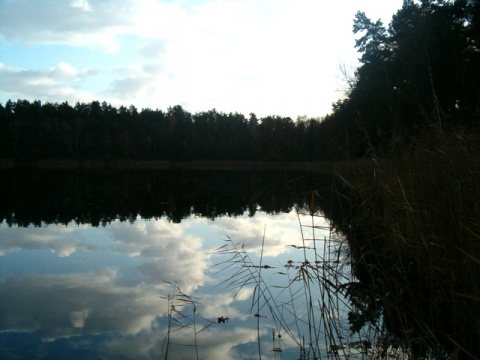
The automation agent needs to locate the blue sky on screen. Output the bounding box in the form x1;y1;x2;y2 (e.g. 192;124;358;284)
0;0;402;118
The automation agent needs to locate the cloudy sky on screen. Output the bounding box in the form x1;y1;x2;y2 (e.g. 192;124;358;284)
0;0;402;119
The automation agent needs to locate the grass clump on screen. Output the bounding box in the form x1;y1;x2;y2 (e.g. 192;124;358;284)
213;204;389;359
159;129;480;359
336;129;480;359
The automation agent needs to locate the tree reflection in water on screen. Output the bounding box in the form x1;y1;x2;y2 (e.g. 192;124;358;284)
0;168;477;358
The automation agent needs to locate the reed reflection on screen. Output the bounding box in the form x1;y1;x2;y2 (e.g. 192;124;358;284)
0;167;331;360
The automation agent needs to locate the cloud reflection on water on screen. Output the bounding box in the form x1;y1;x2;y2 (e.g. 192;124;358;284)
0;268;162;340
0;224;95;257
108;219;210;293
0;210;333;358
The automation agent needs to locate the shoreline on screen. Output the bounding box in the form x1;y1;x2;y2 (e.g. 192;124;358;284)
0;158;357;173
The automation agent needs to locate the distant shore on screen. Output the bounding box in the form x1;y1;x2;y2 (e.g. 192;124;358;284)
0;158;357;173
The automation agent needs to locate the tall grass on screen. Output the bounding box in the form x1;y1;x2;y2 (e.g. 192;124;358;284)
334;129;480;359
212;128;480;359
160;128;479;359
160;282;215;360
213;205;387;359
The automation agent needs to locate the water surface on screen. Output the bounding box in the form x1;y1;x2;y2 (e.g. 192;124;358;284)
0;169;356;359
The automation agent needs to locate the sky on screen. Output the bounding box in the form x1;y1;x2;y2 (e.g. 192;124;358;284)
0;0;403;119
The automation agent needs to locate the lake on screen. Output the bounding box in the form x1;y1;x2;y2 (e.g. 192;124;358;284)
0;168;367;359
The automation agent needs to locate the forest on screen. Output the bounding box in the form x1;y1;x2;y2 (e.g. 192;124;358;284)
1;0;479;162
0;101;328;162
2;2;480;357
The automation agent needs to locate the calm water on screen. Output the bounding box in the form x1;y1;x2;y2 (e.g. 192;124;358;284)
0;169;356;359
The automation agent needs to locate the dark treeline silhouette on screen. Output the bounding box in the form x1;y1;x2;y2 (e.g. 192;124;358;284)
1;1;480;163
321;0;480;157
2;2;478;358
0;168;330;227
319;4;480;357
0;100;327;162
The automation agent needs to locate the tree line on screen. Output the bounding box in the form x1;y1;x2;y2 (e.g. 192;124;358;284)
1;0;479;163
0;100;329;162
322;0;480;157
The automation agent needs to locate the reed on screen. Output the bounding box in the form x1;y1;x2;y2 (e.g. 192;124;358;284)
213;128;480;359
213;206;382;359
161;128;479;359
160;281;214;360
334;129;480;359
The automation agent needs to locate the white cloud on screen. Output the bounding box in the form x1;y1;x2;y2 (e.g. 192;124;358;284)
48;61;80;79
200;288;254;321
0;0;404;117
99;324;262;360
0;269;163;340
138;40;167;58
0;62;97;104
0;210;343;357
0;223;94;257
0;0;133;51
206;210;332;257
108;219;211;293
70;0;92;12
0;265;273;359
